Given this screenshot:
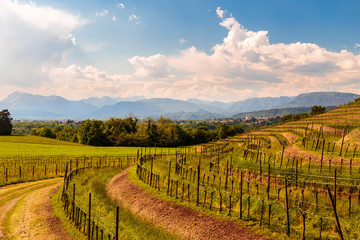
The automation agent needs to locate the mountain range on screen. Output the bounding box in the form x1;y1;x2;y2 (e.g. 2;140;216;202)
0;91;358;120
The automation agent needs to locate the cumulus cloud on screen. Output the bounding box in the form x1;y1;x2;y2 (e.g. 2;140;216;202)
0;0;85;87
165;7;360;99
44;7;360;101
2;5;360;102
117;3;125;9
179;38;187;45
216;7;226;18
96;10;109;17
129;14;140;24
128;54;172;79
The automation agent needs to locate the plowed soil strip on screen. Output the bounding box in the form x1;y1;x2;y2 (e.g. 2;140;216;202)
0;179;71;240
107;168;271;240
284;145;357;165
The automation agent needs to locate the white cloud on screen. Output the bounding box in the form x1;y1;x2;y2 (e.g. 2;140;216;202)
2;4;360;102
117;3;125;9
216;7;225;18
112;15;116;21
96;10;109;17
179;38;187;45
42;9;360;102
165;12;360;99
0;0;85;87
128;54;172;79
129;14;140;24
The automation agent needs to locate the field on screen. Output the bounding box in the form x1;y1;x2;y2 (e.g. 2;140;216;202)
0;100;359;239
0;135;140;157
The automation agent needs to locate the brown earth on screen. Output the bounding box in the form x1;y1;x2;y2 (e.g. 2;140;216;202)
107;167;272;240
281;133;298;145
0;179;71;240
283;145;357;165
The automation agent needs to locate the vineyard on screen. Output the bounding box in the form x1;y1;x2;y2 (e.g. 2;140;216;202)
131;101;360;239
0;100;359;239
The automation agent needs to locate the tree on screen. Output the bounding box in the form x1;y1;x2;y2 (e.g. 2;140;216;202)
77;120;107;146
38;127;56;138
310;105;326;116
0;109;12;135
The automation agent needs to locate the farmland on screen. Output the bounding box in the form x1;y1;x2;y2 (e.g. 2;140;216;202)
0;99;359;239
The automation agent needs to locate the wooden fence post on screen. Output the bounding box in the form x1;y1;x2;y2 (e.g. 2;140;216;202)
339;128;346;156
167;161;171;196
88;193;91;240
302;214;306;240
72;184;75;221
150;156;153;186
285;179;290;236
197;159;200;206
239;172;243;219
115;206;119;240
327;188;344;240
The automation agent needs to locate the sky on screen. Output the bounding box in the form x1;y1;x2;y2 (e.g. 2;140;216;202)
1;0;360;102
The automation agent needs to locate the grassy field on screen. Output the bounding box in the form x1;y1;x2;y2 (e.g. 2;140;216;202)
0;135;179;157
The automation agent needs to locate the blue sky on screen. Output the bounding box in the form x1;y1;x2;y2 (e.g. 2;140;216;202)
0;0;360;101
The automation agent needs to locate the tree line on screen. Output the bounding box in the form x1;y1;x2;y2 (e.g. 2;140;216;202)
280;105;326;123
31;116;244;147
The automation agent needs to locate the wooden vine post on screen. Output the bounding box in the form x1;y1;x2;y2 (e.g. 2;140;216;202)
167;161;171;196
320;139;325;172
334;169;337;210
239;171;243;219
267;164;270;200
72;184;75;221
225;160;229;191
285;179;290;236
280;144;285;167
88;193;91;240
150;156;154;186
327;188;344;240
115;206;119;240
196;158;200;206
339;128;346;156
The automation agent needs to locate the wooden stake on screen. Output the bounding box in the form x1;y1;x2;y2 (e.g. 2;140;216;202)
285;180;290;236
327;188;344;240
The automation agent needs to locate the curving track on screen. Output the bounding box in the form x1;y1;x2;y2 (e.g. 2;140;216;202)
0;179;71;240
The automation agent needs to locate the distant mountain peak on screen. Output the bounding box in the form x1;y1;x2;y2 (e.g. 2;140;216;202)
0;91;358;120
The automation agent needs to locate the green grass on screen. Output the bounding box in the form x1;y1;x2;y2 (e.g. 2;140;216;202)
66;167;180;240
52;189;87;240
0;135;179;157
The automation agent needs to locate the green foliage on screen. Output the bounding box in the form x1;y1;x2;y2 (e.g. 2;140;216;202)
77;120;108;146
0;109;12;135
37;127;56;138
28;117;245;147
309;105;326;115
280;112;309;123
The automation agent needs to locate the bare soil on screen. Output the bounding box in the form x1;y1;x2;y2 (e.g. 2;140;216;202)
281;133;298;145
107;168;272;240
284;145;357;165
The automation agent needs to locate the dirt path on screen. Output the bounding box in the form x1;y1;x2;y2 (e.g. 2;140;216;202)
0;179;71;240
107;168;272;240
